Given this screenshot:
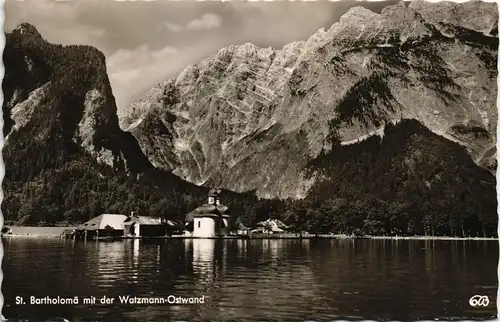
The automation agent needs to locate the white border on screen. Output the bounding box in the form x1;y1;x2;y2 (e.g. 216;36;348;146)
0;0;6;319
0;0;497;321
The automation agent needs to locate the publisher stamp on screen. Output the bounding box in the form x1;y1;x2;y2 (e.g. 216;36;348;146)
469;295;489;307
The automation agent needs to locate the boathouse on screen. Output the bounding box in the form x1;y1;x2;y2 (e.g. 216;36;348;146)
123;212;167;238
75;214;128;239
185;189;230;238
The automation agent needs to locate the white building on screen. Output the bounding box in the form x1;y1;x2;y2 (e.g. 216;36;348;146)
185;189;230;238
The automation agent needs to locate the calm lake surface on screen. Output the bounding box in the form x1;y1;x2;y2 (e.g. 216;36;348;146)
2;238;498;321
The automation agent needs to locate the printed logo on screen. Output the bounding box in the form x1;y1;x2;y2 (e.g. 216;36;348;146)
469;295;490;307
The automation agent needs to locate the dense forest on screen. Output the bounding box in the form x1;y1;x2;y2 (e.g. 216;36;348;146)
234;120;497;237
2;24;497;237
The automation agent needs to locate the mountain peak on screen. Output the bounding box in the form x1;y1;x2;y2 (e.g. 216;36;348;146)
123;0;497;199
339;5;379;26
409;0;499;35
13;23;42;38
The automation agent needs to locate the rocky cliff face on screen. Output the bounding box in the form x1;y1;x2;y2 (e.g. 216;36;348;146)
1;23;214;225
3;23;151;173
122;1;498;199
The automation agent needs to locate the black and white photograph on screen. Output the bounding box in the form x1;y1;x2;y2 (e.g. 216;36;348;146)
1;0;499;321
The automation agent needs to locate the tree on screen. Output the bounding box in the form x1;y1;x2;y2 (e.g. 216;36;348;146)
284;210;305;237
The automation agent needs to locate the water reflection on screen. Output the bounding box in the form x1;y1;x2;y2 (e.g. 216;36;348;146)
96;242;126;287
236;239;247;257
1;239;498;322
131;240;140;283
192;239;215;279
263;239;279;267
156;244;161;272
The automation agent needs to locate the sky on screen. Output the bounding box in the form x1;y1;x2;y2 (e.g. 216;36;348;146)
5;0;398;110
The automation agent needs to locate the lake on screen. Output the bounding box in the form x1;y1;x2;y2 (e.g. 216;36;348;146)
1;238;498;321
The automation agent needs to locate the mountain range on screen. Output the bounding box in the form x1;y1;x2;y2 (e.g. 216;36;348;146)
2;0;498;237
122;0;498;199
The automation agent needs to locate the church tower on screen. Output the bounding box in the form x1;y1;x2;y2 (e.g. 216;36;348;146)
208;189;221;206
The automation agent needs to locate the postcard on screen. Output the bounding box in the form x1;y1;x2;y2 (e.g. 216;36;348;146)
1;0;498;321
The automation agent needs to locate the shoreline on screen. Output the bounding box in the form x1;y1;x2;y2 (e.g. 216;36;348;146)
2;233;498;241
2;226;497;240
2;233;68;239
